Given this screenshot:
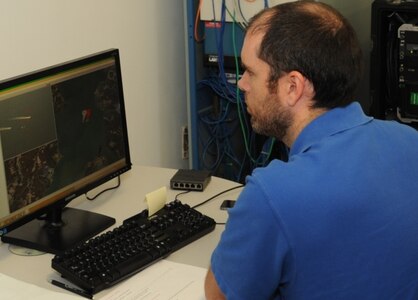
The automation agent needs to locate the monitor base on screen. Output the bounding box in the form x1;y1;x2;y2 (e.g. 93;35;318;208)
1;207;115;255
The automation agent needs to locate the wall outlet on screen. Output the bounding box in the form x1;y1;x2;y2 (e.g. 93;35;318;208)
181;125;189;160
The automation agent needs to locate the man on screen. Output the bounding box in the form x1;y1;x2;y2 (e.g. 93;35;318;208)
205;1;418;299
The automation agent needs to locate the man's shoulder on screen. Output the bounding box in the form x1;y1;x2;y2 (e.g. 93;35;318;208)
247;159;315;207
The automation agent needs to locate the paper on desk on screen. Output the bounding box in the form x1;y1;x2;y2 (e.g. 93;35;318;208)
101;259;206;300
145;186;167;216
0;272;82;300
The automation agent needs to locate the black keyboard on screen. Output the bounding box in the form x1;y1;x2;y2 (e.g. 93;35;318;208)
51;200;216;295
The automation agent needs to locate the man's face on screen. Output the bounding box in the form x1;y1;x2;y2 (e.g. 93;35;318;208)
238;32;292;141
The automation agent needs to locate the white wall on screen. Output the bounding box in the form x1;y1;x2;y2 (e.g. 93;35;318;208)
0;0;189;169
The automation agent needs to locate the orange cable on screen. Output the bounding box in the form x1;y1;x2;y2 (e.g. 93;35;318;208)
194;0;205;42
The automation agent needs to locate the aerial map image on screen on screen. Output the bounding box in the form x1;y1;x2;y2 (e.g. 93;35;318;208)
4;65;125;212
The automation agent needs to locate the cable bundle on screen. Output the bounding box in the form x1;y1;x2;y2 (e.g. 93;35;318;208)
194;0;284;182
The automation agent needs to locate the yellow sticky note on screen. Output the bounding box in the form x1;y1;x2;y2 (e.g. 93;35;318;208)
145;186;167;216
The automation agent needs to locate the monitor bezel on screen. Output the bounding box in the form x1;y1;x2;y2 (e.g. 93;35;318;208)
0;48;132;238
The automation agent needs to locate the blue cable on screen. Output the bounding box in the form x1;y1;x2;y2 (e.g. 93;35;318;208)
196;0;277;181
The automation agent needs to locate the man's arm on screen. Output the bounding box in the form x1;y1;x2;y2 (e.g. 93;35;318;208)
205;267;226;300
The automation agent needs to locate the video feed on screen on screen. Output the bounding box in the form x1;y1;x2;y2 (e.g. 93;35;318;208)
0;63;125;216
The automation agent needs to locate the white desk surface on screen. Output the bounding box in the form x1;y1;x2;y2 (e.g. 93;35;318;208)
0;165;242;298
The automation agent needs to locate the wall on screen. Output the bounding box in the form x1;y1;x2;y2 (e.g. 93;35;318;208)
0;0;189;169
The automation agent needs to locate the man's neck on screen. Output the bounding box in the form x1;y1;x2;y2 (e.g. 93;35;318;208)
284;107;328;148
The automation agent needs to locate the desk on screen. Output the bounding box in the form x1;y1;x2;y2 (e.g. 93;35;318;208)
0;165;242;298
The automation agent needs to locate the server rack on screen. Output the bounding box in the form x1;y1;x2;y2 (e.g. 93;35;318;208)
370;0;418;127
184;0;287;182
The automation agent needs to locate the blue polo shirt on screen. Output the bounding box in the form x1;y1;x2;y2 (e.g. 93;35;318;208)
211;102;418;299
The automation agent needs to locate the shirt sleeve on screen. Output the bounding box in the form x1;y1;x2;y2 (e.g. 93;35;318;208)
210;174;292;299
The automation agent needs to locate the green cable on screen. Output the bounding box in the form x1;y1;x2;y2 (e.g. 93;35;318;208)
227;6;277;165
229;7;258;163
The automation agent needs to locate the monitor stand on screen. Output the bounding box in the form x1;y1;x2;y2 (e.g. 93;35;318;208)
1;207;115;255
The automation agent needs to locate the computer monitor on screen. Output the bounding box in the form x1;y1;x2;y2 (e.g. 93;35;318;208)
0;49;131;254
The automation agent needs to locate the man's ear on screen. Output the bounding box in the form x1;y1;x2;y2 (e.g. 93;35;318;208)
281;71;309;107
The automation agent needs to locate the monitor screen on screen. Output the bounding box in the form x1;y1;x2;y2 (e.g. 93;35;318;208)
0;49;131;254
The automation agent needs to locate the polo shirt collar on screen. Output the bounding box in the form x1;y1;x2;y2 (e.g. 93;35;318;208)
289;102;373;156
